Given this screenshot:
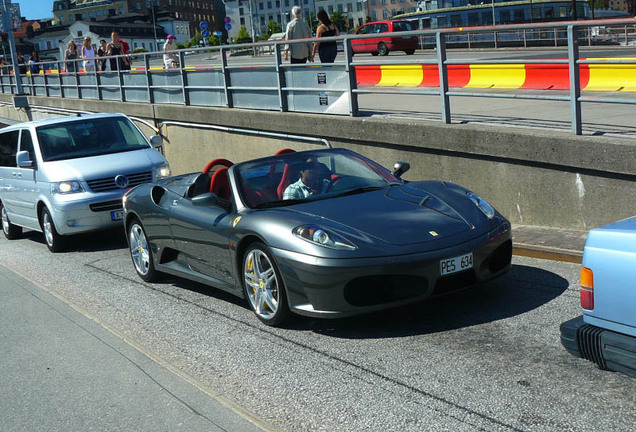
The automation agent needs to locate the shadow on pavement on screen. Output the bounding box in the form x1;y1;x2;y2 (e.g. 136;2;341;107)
296;264;569;338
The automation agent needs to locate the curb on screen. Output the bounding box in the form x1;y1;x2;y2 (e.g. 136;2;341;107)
513;243;583;264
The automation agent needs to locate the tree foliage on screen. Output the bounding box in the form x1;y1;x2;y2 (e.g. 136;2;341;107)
265;20;282;37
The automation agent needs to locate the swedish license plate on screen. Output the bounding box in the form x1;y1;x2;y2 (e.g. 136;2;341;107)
440;252;473;276
111;210;124;221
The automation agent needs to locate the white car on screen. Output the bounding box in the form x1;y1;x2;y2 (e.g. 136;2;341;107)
0;113;170;252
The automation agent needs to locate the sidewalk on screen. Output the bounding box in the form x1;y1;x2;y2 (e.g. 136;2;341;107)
512;224;588;263
0;265;275;432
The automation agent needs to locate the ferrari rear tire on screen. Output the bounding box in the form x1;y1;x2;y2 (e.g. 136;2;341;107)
1;201;22;240
242;242;291;326
128;218;159;282
40;207;66;253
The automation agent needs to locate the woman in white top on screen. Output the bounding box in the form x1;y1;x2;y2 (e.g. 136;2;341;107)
81;36;96;73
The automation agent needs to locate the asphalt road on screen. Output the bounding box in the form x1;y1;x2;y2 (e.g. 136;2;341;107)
1;228;634;431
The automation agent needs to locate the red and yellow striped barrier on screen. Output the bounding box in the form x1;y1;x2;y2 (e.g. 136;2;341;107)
356;58;636;91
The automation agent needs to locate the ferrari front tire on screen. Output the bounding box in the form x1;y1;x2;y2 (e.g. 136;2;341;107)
242;242;291;326
1;201;22;240
128;218;159;282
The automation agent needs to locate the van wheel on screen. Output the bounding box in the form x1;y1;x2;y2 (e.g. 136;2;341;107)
378;42;389;56
405;49;415;55
40;207;66;253
1;202;22;240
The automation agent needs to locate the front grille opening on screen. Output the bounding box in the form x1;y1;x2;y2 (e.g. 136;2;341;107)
344;275;428;307
89;199;123;212
87;171;152;192
486;239;513;274
433;270;477;296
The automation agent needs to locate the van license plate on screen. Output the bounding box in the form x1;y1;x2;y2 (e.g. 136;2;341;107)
111;210;124;221
440;252;473;276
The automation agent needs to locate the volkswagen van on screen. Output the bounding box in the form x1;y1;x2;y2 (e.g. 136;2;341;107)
351;20;418;56
0;113;170;252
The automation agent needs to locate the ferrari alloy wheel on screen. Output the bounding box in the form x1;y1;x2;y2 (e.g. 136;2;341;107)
1;202;21;240
243;243;290;326
40;207;66;252
378;42;389;56
128;219;158;282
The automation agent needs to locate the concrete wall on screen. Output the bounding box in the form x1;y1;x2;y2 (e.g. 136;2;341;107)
2;93;635;231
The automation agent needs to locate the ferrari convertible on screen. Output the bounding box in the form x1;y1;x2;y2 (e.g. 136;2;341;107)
122;148;512;326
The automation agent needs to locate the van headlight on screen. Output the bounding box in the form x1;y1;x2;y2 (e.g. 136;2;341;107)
154;163;171;180
51;181;84;195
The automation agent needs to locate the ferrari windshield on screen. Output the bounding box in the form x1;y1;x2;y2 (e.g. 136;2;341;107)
236;149;401;208
36;117;150;162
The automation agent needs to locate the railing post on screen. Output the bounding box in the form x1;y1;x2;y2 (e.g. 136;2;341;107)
58;61;64;99
567;25;582;135
221;47;233;108
144;53;153;104
436;32;451;124
344;37;359;117
74;59;80;98
523;29;527;48
274;43;288;112
95;64;102;100
554;29;558;47
44;67;49;97
178;50;188;106
116;56;125;102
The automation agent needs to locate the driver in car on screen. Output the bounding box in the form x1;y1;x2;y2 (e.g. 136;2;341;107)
283;157;330;200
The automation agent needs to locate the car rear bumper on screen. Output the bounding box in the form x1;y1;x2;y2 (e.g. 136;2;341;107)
272;228;511;318
560;316;636;378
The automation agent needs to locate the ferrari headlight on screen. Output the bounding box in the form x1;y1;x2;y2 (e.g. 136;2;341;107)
293;225;356;250
153;163;171;180
51;180;84;195
467;192;495;219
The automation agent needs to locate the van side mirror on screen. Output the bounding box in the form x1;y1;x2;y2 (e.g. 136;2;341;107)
392;161;410;178
16;150;33;168
150;135;163;149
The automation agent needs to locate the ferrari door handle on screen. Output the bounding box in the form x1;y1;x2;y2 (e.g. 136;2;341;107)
172;200;178;206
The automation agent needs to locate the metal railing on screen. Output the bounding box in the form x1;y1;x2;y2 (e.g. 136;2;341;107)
1;18;635;135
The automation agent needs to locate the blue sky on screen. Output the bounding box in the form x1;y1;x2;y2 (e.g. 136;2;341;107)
16;0;55;21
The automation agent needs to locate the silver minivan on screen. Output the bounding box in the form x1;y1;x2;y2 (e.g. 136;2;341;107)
0;113;170;252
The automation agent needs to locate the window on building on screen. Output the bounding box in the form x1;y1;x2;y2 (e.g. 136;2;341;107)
513;8;524;22
382;9;388;18
240;17;245;25
371;0;375;5
338;4;343;12
391;0;396;4
285;0;289;6
78;30;83;36
47;40;52;49
371;10;377;19
381;0;386;4
276;0;280;7
259;2;264;9
119;7;125;13
239;7;244;15
96;10;101;16
60;16;65;23
391;8;396;15
347;3;352;12
328;5;334;13
69;14;74;21
267;1;272;8
356;2;362;10
82;13;87;18
136;2;141;9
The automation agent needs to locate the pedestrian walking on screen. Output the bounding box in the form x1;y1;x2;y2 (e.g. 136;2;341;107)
107;32;131;71
64;40;79;73
283;6;313;64
312;10;340;63
97;39;108;71
81;36;96;72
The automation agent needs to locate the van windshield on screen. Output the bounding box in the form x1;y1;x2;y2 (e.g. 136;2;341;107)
36;117;150;162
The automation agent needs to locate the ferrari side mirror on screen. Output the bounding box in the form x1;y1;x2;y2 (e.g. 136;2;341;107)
392;161;410;178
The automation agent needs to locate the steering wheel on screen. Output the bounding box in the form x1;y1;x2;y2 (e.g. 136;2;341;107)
326;175;343;193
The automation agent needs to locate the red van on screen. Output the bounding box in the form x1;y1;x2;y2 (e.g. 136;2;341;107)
351;20;418;56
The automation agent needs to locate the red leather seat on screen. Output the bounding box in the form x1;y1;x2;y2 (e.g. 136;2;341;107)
203;158;233;174
210;167;231;200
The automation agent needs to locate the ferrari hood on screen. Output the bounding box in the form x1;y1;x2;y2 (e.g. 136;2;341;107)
285;183;474;246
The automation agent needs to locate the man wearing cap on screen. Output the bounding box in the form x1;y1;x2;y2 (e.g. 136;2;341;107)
163;34;178;69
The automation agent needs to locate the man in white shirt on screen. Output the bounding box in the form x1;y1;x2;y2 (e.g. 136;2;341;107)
284;6;314;64
283;158;330;200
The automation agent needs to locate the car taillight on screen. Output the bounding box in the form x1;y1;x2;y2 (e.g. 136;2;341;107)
580;266;594;310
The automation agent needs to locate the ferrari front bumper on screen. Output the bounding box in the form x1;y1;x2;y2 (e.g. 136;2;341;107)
271;228;512;318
